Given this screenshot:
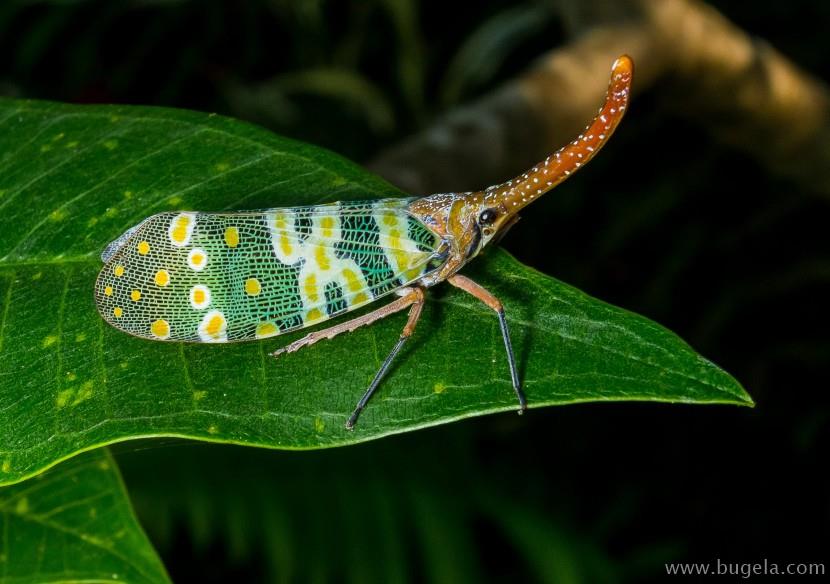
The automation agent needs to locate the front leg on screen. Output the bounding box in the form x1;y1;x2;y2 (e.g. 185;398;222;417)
447;274;527;413
271;287;423;357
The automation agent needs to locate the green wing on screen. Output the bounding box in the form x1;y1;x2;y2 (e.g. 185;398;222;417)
95;198;445;342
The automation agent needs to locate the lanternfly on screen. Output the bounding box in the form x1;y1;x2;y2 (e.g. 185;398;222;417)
95;56;634;428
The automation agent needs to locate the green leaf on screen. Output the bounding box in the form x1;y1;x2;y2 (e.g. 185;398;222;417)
0;448;170;584
0;98;752;487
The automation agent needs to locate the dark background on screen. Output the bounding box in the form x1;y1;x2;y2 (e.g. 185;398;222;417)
2;1;827;582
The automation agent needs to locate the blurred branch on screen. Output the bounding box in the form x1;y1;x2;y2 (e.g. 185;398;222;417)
369;0;830;198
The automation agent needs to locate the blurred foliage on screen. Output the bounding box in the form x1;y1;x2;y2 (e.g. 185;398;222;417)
0;448;170;584
0;0;828;582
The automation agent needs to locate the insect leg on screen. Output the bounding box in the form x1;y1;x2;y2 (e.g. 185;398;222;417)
346;287;425;430
447;274;527;413
271;287;423;358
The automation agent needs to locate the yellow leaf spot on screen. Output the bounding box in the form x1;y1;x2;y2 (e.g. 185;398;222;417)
168;195;183;206
123;190;133;199
75;332;87;343
31;272;42;281
215;162;230;172
113;265;124;277
42;335;59;348
75;381;93;404
66;141;79;148
224;226;239;248
433;382;446;394
52;132;65;141
40;144;52;153
14;497;28;515
130;289;141;302
104;139;118;150
244;278;261;296
66;372;77;382
137;241;150;255
87;216;99;227
49;208;67;222
207;425;220;435
314;417;325;433
256;322;279;339
154;269;170;286
151;319;170;339
105;207;119;218
104;285;113;296
56;389;74;408
193;390;207;401
1;459;10;473
113;307;123;318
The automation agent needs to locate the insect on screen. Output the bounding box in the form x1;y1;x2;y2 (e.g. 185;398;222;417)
96;56;633;429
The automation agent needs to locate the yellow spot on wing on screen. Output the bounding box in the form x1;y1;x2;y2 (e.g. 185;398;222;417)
137;241;150;255
280;234;293;256
198;310;227;342
245;278;261;296
113;265;124;277
320;216;335;238
113;307;123;318
306;308;323;323
151;319;170;339
352;292;369;305
190;285;211;309
224;226;239;248
169;213;195;246
304;273;319;302
130;289;141;302
104;286;113;296
342;269;363;292
187;248;207;271
314;246;330;270
154;269;170;286
256;322;279;339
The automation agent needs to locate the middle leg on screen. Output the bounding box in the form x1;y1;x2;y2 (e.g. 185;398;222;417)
346;287;425;429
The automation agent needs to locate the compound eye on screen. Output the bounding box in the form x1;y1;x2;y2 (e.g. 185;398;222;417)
478;209;497;226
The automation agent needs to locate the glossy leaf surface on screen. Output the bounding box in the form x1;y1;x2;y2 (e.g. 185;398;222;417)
0;98;752;486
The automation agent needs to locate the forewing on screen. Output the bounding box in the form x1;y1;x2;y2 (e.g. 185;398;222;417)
95;199;445;342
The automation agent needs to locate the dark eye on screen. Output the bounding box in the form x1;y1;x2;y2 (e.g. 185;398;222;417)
478;209;497;225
